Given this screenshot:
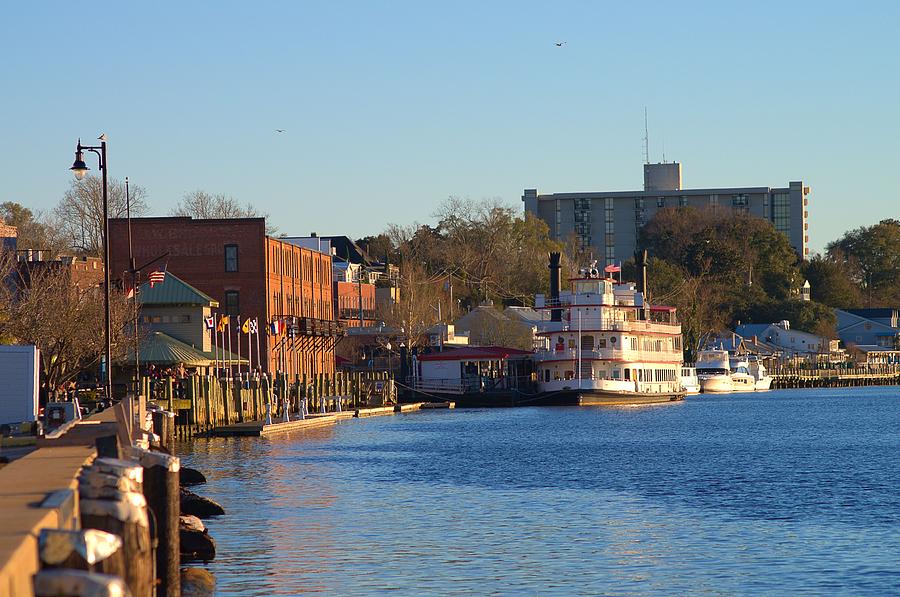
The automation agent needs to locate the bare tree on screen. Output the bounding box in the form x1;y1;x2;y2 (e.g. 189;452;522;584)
0;202;68;257
54;175;148;256
376;251;444;349
171;190;277;234
0;253;132;391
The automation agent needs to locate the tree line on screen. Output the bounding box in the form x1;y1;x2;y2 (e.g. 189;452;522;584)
359;201;899;356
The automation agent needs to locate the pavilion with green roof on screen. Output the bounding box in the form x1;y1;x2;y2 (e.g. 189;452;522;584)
122;272;246;370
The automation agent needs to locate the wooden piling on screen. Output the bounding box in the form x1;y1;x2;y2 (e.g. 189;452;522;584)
38;528;126;581
136;448;181;597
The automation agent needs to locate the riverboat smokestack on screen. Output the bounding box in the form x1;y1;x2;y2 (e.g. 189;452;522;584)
637;249;649;320
549;252;562;322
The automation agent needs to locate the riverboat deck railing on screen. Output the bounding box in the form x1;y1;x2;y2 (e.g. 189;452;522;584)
540;318;680;335
533;348;683;363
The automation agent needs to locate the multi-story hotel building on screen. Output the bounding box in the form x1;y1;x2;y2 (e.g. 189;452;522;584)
109;217;340;377
523;162;810;266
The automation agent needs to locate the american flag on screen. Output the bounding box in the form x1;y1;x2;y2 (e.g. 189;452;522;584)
148;267;167;287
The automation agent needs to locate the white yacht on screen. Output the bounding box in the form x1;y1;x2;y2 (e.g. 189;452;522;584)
729;357;757;393
748;356;773;391
696;349;733;393
680;366;701;395
531;255;685;406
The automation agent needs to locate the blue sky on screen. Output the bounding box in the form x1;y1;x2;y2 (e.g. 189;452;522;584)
1;1;898;253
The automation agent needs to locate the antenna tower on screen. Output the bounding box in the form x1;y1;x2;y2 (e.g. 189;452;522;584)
642;107;650;164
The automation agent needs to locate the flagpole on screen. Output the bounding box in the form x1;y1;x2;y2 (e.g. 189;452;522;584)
246;320;252;379
255;319;262;377
237;316;243;382
227;319;233;381
213;313;219;379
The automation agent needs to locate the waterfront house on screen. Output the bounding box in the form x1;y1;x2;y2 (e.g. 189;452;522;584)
734;321;840;363
835;308;900;351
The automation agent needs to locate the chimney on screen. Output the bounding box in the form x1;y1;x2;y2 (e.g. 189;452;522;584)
636;249;649;320
548;252;562;322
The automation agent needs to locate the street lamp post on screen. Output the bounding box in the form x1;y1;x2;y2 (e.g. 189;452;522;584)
70;135;113;402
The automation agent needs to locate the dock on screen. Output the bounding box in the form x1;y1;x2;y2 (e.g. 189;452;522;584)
209;402;455;436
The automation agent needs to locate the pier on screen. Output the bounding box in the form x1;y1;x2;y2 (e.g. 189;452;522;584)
770;366;900;389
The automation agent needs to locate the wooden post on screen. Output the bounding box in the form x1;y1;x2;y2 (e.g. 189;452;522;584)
136;449;181;597
152;410;175;453
33;569;128;597
38;528;126;580
79;460;152;597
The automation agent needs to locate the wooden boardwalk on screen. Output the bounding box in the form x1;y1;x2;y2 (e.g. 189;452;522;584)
210;402;455;437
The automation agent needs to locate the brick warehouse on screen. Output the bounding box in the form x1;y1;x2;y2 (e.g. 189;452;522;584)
109;217;340;377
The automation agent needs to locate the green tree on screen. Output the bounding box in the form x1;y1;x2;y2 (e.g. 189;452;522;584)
802;255;862;309
827;219;900;306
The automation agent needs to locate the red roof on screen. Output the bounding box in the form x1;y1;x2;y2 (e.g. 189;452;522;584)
416;346;533;362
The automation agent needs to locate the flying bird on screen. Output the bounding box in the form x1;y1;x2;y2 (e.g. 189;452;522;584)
275;129;286;133
554;42;565;47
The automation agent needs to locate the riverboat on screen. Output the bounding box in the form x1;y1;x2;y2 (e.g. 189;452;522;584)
529;254;684;406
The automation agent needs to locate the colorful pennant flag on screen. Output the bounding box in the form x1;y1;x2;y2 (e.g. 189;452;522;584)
241;318;250;334
217;315;230;333
204;315;215;330
248;319;259;335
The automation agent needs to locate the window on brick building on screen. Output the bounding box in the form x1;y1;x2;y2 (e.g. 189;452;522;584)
225;290;240;317
225;244;239;272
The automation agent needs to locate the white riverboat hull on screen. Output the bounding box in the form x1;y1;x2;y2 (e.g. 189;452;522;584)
532;378;683;406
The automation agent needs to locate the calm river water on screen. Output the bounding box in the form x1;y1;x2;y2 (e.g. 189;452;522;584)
181;386;900;596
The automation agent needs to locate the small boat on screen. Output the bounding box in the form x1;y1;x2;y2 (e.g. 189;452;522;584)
680;366;701;395
748;356;773;391
729;357;757;393
696;349;733;393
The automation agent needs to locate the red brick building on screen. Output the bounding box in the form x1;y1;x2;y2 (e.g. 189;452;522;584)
109;217;339;377
335;280;376;327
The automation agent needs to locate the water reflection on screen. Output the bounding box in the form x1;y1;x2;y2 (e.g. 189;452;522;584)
182;387;900;595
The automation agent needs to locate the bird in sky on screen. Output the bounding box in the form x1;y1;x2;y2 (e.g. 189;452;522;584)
554;42;565;47
275;129;286;133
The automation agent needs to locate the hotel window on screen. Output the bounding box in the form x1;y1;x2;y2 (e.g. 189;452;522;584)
679;196;688;207
224;291;239;317
732;194;749;214
225;244;239;272
772;192;791;236
657;197;666;208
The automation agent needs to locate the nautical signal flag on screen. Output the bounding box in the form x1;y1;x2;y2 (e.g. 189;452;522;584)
148;266;167;287
217;315;230;333
248;319;259;335
241;318;250;334
204;315;215;330
269;319;283;335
